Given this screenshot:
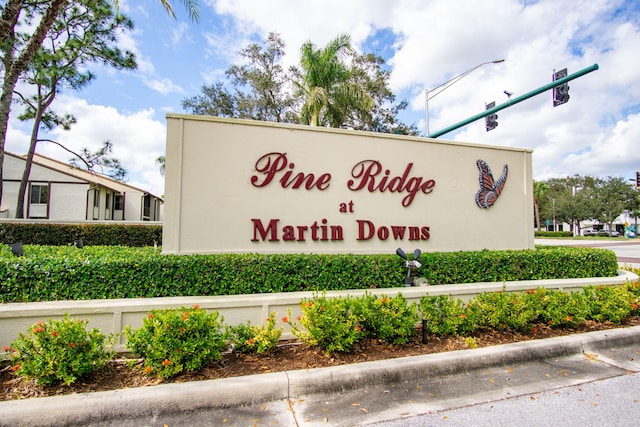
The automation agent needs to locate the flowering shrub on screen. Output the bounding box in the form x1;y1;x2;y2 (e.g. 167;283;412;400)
226;313;283;354
421;285;639;338
358;294;419;344
419;295;474;336
288;295;364;354
582;285;633;324
5;283;639;386
125;306;227;379
466;291;539;332
288;293;419;352
534;288;589;328
5;314;115;385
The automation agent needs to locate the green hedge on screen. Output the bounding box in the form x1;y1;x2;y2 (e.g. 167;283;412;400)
0;223;162;247
0;245;619;303
534;231;574;238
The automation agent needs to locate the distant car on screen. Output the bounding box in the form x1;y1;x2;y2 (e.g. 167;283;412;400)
597;229;620;237
583;229;598;236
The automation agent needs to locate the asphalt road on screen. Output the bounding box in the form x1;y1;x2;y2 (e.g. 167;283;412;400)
367;371;640;427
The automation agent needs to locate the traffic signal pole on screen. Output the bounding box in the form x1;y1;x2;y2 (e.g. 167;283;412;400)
427;63;599;139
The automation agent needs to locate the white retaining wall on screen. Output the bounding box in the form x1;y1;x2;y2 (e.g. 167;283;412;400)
1;270;637;354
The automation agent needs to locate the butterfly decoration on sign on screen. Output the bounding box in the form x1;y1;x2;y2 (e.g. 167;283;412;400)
475;159;508;209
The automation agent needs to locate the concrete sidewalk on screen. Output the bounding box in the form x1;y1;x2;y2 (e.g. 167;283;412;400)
2;326;640;427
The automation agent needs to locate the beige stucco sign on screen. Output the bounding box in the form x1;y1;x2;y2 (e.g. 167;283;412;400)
163;114;534;254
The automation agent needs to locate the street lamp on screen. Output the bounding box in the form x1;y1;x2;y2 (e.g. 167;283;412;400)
425;59;505;136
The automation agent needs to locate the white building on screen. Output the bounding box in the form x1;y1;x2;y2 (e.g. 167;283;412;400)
0;151;162;221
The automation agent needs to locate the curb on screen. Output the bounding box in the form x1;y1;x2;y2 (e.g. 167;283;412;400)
287;325;640;396
2;326;640;427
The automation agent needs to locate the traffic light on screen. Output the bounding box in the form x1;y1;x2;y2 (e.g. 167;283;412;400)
553;68;570;106
485;101;498;131
636;171;640;188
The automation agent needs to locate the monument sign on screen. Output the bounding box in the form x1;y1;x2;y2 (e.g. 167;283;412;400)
163;114;533;254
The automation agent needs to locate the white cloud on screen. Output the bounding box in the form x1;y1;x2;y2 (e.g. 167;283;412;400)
143;76;185;95
564;113;640;176
170;22;191;47
181;0;640;183
6;0;640;202
35;96;167;196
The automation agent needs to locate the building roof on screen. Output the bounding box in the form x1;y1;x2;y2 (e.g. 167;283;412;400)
7;151;162;200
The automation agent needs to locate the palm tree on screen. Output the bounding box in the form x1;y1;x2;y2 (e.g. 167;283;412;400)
158;0;199;20
111;0;199;21
533;180;550;231
293;34;372;127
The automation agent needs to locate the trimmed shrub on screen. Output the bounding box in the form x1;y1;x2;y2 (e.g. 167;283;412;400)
0;245;619;303
582;285;633;324
288;295;364;354
357;293;419;345
125;306;227;379
420;295;475;336
0;222;161;246
226;313;283;354
534;231;574;238
5;314;115;385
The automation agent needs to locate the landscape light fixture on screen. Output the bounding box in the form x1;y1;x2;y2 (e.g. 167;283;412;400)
74;239;83;249
425;59;505;136
10;243;23;257
422;319;429;344
396;248;422;286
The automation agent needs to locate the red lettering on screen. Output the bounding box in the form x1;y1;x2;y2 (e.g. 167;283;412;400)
296;225;308;241
251;152;331;190
348;160;436;207
330;225;343;240
251;218;343;242
282;226;296;241
356;220;430;241
386;164;412;192
377;226;389;240
356;219;375;240
251;218;279;241
402;177;436;207
348;160;382;191
251;153;288;187
408;226;420;240
390;226;406;239
421;226;430;240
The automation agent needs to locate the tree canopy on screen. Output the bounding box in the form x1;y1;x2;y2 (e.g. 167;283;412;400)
182;32;418;135
9;0;136;218
537;174;639;233
0;0;200;207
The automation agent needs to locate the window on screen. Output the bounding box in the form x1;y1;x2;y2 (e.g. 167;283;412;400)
114;195;124;210
30;185;48;204
106;193;111;210
28;184;49;219
143;194;151;218
93;189;100;207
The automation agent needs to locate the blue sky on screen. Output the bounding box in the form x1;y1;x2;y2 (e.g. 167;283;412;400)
6;0;640;197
